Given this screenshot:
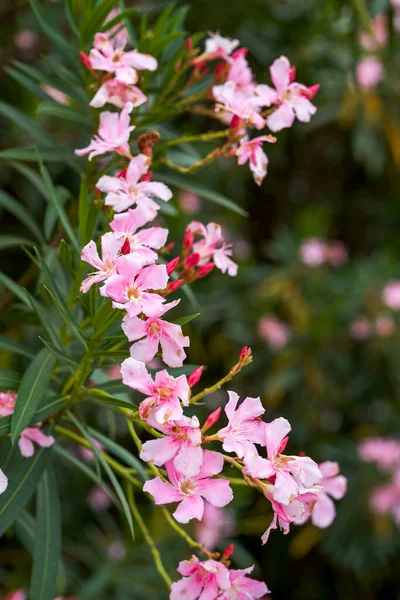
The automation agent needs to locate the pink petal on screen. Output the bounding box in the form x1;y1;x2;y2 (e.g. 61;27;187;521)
140;436;177;466
130;335;159;364
81;240;103;270
0;468;8;494
270;56;291;92
18;436;35;457
266;103;295;132
273;470;298;505
224;390;240;421
121;316;147;342
243;452;275;479
138;181;173;202
198;479;233;507
126;154;149;184
265;417;291;460
174;444;203;477
170;578;202;600
173;494;204;523
319;460;339;478
311;491;336;528
143;477;182;504
324;474;347;500
197;450;224;478
136;264;168;291
159;335;187;368
121;357;153;394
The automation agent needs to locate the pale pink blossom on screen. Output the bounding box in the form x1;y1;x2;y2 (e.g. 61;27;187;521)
394;9;400;32
194;33;240;65
104;7;130;48
227;55;255;95
90;79;147;110
217;391;265;458
144;450;233;523
75;105;135;160
5;591;26;600
196;504;235;550
299;237;327;267
358;437;400;471
110;206;168;263
392;0;400;7
0;468;8;495
262;489;320;544
42;85;69;105
257;56;318;132
325;241;348;266
370;473;400;525
359;15;388;51
122;300;189;368
258;317;291;350
140;415;203;476
310;461;347;528
0;390;16;417
80;232;127;292
18;425;55;458
121;357;190;424
89;32;157;84
97;154;172;215
170;555;230;600
356;57;383;90
187;221;238;276
382;280;400;310
106;365;122;380
375;314;395;337
179;190;201;215
102;256;168;318
217;566;270;600
350;316;372;341
213;81;265;129
88;486;112;512
14;29;37;51
236;135;275;185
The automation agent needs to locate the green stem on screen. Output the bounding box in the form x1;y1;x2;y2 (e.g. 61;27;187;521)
351;0;375;37
158;141;235;175
159;505;218;559
190;354;252;404
158;129;229;149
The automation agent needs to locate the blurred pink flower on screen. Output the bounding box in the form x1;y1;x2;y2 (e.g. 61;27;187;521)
359;15;388;51
0;391;16;417
350;316;372;341
88;486;112;512
14;29;38;51
375;314;395;337
382;280;400;310
356;57;383;89
358;437;400;471
299;237;327;267
196;504;235;550
5;591;26;600
311;461;347;528
217;390;265;458
179;190;201;215
370;472;400;526
258;316;291;350
325;241;348;266
42;85;69;105
18;425;54;458
106;365;122;380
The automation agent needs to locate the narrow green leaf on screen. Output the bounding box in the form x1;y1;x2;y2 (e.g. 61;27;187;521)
5;161;49;201
14;509;36;553
93;299;123;337
88;427;148;482
11;349;56;443
39;337;78;367
0;437;52;536
30;0;77;57
80;0;120;44
0;147;80;169
0;191;45;244
0;369;21;390
0;101;54;148
5;66;50;102
0;271;31;308
173;312;200;326
36;101;91;125
43;286;88;349
30;463;61;600
0;396;66;438
37;151;80;252
0;335;35;359
0;236;35;250
84;387;135;411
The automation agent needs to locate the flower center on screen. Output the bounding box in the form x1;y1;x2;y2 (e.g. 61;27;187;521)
127;286;141;301
158;387;172;399
148;321;161;337
180;480;196;495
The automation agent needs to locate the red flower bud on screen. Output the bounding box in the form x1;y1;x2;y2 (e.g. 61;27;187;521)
184;252;200;270
117;167;128;180
306;83;320;99
187;365;204;387
289;65;296;83
230;114;243;130
166;279;183;293
166;256;180;276
215;62;226;78
239;346;252;361
185;37;193;53
201;407;221;432
80;51;91;69
231;47;248;59
222;544;235;560
141;171;153;182
121;238;131;255
164;242;175;253
94;186;101;198
183;229;194;250
197;262;215;278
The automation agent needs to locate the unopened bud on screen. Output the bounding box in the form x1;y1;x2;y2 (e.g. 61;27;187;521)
80;51;91;69
163;242;175;253
183;229;194;250
118;167;128;180
306;83;320;99
94;186;101;198
121;238;131;255
215;62;226;78
289;66;296;83
184;252;200;270
231;47;248;59
197;262;215;278
141;170;153;183
239;346;252;361
137;131;161;155
166;279;183;294
222;544;234;560
166;256;180;275
230;114;242;130
201;407;221;432
188;366;204;387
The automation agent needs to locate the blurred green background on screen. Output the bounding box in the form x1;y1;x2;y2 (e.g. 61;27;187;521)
1;0;400;598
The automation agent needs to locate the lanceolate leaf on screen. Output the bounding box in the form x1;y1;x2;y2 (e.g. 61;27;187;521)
11;349;56;443
0;396;66;438
14;509;36;553
0;190;45;244
173;312;200;326
0;101;55;148
0;335;35;359
0;369;21;390
0;437;52;536
30;463;61;600
88;427;148;482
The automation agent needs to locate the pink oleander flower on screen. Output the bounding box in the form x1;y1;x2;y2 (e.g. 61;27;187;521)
179;190;202;215
18;424;55;458
88;486;112;512
218;566;270;600
97;154;172;215
243;418;322;505
262;488;320;544
213;81;265;129
227;54;255;95
170;555;230;600
257;56;318;132
350;316;372;341
370;471;400;526
359;14;388;51
75;105;135;160
375;314;395;337
325;241;348;266
187;221;238;276
196;504;235;550
310;461;347;528
14;29;37;51
102;256;168;318
193;32;240;65
90;79;147;110
299;237;328;267
121;357;190;424
122;300;190;368
140;415;203;476
258;316;291;351
144;450;233;523
217;391;265;458
382;280;400;310
0;390;17;416
5;591;26;600
0;468;8;495
88;32;157;84
356;57;383;90
80;232;127;293
358;437;400;471
109;206;168;263
236;135;276;186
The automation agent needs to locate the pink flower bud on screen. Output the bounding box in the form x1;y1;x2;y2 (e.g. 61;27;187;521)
183;229;194;250
231;47;248;59
117;167;128;180
240;346;252;361
185;37;193;53
80;51;91;69
187;365;204;387
121;238;131;255
306;83;320;98
166;279;183;293
289;66;296;83
197;262;215;278
230;114;242;129
202;407;221;432
164;242;175;253
166;256;180;275
94;186;100;198
141;170;153;182
222;543;235;559
184;252;200;270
